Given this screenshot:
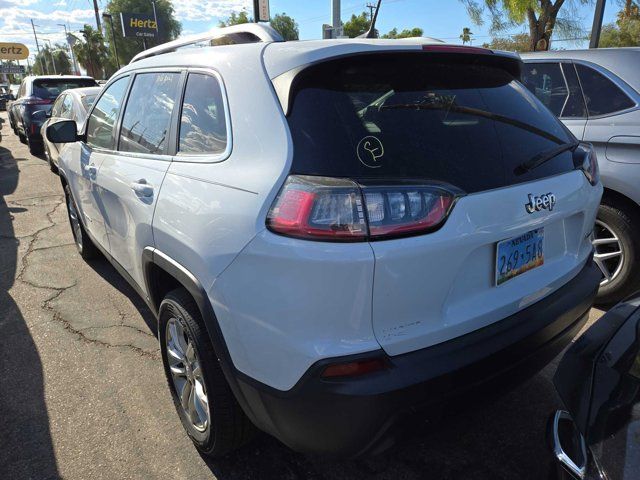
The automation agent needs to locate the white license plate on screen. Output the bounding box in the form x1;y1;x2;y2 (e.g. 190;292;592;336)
496;228;544;285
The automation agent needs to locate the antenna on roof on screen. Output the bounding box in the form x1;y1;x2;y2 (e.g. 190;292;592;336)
361;0;382;39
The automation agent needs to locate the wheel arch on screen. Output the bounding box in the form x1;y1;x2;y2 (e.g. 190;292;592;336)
602;187;640;219
141;247;260;424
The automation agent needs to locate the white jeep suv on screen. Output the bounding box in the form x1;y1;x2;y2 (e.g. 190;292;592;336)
47;24;603;457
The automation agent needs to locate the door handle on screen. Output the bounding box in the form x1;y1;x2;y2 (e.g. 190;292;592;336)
131;180;154;198
83;164;97;174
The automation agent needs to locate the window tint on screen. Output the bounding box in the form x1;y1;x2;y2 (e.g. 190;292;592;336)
32;79;98;100
86;77;129;150
119;72;182;155
51;95;65;117
286;53;574;194
575;64;635;116
179;73;228;155
61;95;74;119
522;62;585;118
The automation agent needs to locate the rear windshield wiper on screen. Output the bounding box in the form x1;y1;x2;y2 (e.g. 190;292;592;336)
514;141;579;176
380;103;567;145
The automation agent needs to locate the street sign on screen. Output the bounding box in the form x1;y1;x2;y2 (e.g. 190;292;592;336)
0;64;26;74
120;12;157;38
253;0;270;22
0;43;29;61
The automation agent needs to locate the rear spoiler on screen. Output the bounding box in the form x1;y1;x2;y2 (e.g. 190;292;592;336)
272;46;523;116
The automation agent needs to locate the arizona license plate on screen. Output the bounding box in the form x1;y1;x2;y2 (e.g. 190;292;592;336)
496;228;544;285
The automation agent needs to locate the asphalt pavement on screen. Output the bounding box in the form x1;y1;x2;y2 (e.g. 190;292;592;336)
0;110;604;480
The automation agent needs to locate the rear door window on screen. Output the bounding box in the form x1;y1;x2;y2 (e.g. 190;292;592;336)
86;76;129;150
575;64;635;116
178;73;228;155
285;53;574;194
522;62;586;118
118;72;182;155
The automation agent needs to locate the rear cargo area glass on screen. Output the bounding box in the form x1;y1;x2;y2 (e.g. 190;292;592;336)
33;79;98;100
286;53;575;194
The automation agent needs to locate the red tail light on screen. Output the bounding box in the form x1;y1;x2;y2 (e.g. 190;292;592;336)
24;96;53;105
321;358;387;378
266;176;459;241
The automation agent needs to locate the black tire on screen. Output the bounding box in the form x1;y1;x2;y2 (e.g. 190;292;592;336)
18;129;26;144
63;184;98;260
45;144;58;174
594;201;640;306
159;289;255;458
26;133;43;155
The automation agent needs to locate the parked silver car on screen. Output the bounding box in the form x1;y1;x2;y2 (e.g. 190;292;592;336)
40;87;101;173
522;48;640;305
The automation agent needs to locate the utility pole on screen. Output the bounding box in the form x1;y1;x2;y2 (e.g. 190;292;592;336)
44;39;57;74
102;13;121;70
151;1;159;45
366;3;376;21
93;0;102;31
589;0;606;48
332;0;341;38
59;23;79;75
31;19;48;75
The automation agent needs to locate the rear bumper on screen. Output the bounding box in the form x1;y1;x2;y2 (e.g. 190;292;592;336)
234;257;601;456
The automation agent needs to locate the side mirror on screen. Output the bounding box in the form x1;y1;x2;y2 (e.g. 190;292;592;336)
47;120;79;144
46;110;52;118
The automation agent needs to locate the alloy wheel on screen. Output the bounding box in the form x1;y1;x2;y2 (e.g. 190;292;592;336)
166;317;210;433
592;219;624;287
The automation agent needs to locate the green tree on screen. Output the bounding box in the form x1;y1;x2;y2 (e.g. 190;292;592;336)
462;0;591;51
381;27;424;38
270;13;299;40
599;1;640;47
104;0;182;68
460;26;474;44
33;45;72;75
343;12;371;37
219;9;252;27
73;25;109;79
483;33;532;51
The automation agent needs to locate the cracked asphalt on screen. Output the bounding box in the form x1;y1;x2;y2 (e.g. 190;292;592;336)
0;111;604;480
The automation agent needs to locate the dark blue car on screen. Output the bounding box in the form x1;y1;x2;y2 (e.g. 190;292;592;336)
8;76;98;154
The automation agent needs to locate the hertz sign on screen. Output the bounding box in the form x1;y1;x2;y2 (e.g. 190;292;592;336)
120;13;158;38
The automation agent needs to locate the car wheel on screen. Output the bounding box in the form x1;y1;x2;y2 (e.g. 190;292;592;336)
159;289;255;458
593;201;640;306
45;145;58;174
26;133;43;155
64;184;97;260
18;128;26;144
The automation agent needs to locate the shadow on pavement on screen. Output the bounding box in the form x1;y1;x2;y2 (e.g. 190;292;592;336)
0;145;60;479
86;255;157;337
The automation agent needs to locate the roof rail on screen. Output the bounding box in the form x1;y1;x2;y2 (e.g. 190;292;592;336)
130;23;284;64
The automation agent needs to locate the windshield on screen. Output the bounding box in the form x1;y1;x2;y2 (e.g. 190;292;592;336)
33;79;98;100
81;94;98;112
286;53;575;194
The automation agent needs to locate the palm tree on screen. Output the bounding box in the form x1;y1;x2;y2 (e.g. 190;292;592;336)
460;27;473;45
72;25;109;79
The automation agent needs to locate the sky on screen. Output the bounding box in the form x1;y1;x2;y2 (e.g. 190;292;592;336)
0;0;622;68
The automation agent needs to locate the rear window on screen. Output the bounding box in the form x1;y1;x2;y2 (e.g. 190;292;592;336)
33;79;98;100
286;53;575;194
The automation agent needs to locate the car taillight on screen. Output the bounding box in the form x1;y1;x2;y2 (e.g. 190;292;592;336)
266;175;460;242
362;185;455;239
574;143;599;186
24;96;52;105
321;358;387;378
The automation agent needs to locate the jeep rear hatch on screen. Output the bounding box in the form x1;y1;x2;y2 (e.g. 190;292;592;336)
273;50;599;355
